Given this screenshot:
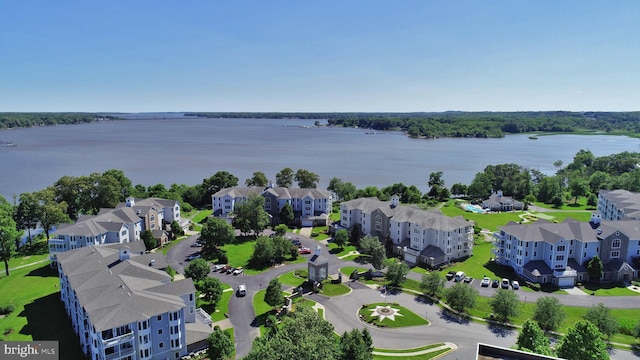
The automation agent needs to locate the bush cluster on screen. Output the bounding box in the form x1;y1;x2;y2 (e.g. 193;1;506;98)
0;305;15;315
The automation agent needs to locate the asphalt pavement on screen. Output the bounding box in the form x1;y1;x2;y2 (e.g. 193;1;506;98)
167;232;640;360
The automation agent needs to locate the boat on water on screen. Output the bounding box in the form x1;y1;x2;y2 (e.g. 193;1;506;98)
528;135;538;140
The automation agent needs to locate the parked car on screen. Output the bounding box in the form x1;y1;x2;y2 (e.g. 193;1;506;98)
454;271;466;282
190;242;202;247
511;280;520;290
501;278;510;289
212;264;225;272
226;267;235;274
233;267;244;275
463;276;473;284
291;239;302;246
236;284;247;297
446;271;455;281
221;265;232;273
491;279;499;288
481;277;491;287
186;254;201;261
299;247;311;255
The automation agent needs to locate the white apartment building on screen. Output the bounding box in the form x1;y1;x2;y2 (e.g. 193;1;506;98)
597;189;640;221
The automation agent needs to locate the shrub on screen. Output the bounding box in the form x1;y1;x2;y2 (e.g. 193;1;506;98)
0;305;15;315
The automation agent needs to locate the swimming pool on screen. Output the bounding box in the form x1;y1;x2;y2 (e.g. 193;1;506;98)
464;205;485;213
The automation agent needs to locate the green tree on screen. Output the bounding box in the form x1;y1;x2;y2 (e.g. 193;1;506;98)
13;192;39;245
207;328;234;360
584;302;618;339
275;167;294;188
358;236;386;270
428;171;445;188
569;178;589;203
420;272;445;297
201;217;236;255
244;305;339;360
467;172;494;199
294;169;320;188
278;202;294;226
340;328;373;360
328;177;357;201
0;196;20;276
274;224;288;237
450;183;468;197
384;258;409;287
516;320;554;356
184;258;210;282
170;220;183;239
445;282;478;313
203;171;239;203
101;169;133;200
587;256;603;282
264;278;284;311
34;188;71;240
141;230;157;251
245;171;269;187
200;277;223;305
250;236;275;267
233;194;270;236
349;225;361;247
488;288;519;323
556;320;609;360
633;320;640;338
334;229;348;250
533;296;565;332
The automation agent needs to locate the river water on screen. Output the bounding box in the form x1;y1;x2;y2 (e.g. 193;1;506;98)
1;115;639;200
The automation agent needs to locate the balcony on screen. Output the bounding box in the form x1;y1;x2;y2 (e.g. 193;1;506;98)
101;331;134;347
105;346;135;360
195;308;212;326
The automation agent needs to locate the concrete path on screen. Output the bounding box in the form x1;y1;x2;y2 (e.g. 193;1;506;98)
563;286;589;295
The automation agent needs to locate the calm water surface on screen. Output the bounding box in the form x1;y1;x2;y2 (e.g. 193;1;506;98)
1;116;639;200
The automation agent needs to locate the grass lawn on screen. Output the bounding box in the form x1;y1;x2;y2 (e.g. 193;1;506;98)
311;226;330;240
0;263;84;359
320;282;351;296
221;238;306;275
410;266;429;275
191;209;213;224
359;303;428;328
373;348;449;360
224;328;236;359
327;242;358;257
582;283;640;296
7;253;49;270
278;271;307;287
374;343;444;354
209;284;233;322
340;254;371;262
398;278;422;293
339;267;368;278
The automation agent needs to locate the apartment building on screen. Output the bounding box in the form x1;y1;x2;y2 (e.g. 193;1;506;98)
597;189;640;220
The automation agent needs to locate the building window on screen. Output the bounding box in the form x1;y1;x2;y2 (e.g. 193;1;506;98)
158;329;163;335
557;245;565;252
157;315;162;321
612;239;621;248
556;255;564;261
611;250;620;258
159;342;164;349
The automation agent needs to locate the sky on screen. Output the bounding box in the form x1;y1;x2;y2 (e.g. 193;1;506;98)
1;1;639;112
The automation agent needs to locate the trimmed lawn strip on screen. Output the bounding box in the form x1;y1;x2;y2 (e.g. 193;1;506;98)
224;328;236;359
339;267;368;278
210;287;233;322
374;343;444;353
221;239;305;275
410;266;428;275
278;271;306;287
359;303;428;328
321;282;350;296
373;347;449;360
7;253;49;270
0;263;84;358
191;209;213;224
583;283;640;296
327;242;358;257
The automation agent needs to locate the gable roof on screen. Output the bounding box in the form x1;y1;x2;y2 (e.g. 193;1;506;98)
211;187;264;199
599;189;640;219
263;187;332;200
57;243;194;331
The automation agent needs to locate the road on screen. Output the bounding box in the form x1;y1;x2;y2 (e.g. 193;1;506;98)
168;232;640;360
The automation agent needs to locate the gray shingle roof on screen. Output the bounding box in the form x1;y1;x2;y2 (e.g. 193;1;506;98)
58;243;194;331
600;189;640;219
499;219;599;244
263;187;332;200
211;187;263;198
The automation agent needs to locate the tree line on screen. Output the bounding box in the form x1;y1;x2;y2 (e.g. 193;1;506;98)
0;113;118;129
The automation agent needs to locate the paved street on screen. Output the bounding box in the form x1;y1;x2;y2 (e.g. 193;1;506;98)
168;231;640;360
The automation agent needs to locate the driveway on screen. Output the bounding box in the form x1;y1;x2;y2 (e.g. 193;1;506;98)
167;232;640;360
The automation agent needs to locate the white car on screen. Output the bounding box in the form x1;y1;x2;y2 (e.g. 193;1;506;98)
512;280;520;290
481;277;491;287
232;267;244;275
187;254;201;261
212;264;225;272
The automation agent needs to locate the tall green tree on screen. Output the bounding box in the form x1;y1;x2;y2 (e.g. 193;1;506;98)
250;236;275;267
420;272;446;297
101;169;133;200
568;178;589;203
428;171;445;188
207;328;234;360
384;258;410;287
141;230;157;251
184;258;210;283
556;320;609;360
0;196;20;276
203;171;239;203
274;224;288;237
264;278;284;311
13;192;39;245
278;203;294;226
340;328;373;360
294;169;320;188
35;188;71;240
584;302;618;339
488;288;519;323
200;277;223;305
334;229;348;250
328;177;357;201
358;236;386;270
467;172;494;199
233;194;270;236
516;320;554;356
533;296;565;332
587;256;603;282
275;167;294;188
201;217;236;254
445;283;478;313
245;171;269;187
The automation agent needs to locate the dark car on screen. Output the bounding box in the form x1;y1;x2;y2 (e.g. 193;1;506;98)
446;271;455;281
491;279;499;288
